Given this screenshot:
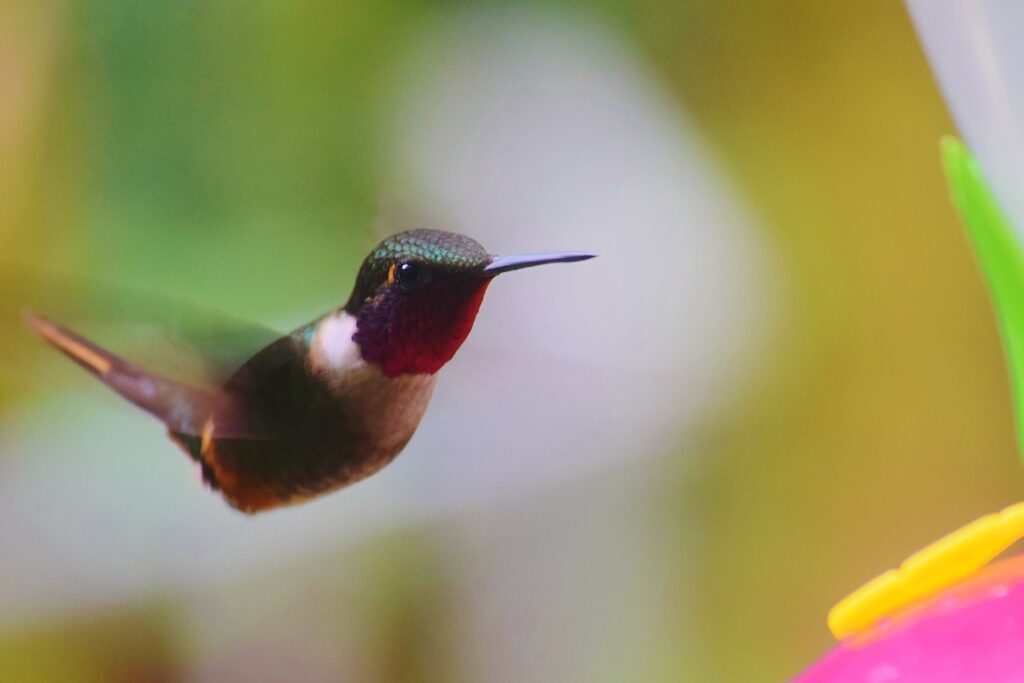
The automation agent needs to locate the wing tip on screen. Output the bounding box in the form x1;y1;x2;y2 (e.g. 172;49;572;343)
24;309;114;376
23;309;60;345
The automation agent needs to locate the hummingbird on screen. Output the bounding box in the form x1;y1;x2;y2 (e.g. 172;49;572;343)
26;229;594;513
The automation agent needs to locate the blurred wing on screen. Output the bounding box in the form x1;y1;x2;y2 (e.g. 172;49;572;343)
23;312;267;439
0;262;282;390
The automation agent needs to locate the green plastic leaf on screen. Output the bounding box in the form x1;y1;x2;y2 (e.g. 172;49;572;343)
942;137;1024;462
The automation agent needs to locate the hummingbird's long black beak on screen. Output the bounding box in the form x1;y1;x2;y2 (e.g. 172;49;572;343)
483;251;596;275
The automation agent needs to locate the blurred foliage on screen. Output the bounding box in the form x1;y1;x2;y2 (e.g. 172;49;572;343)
2;0;431;319
943;137;1024;463
181;529;461;682
0;603;183;683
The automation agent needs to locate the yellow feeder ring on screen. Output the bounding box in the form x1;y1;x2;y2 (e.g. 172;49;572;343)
828;501;1024;640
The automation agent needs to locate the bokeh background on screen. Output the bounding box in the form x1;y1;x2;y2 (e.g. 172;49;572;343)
2;1;1022;681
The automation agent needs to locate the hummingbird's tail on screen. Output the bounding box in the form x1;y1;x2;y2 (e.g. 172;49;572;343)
24;311;214;436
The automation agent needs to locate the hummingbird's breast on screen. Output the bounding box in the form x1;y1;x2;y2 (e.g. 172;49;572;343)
200;311;436;512
308;311;438;474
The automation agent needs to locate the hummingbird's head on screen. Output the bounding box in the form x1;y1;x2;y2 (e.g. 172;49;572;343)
344;229;594;377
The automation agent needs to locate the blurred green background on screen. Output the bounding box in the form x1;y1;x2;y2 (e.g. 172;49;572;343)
2;1;1022;681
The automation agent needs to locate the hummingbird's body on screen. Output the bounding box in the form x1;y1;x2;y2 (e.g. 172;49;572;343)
27;230;593;513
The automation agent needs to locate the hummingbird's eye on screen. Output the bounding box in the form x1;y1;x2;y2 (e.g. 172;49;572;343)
394;261;426;289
